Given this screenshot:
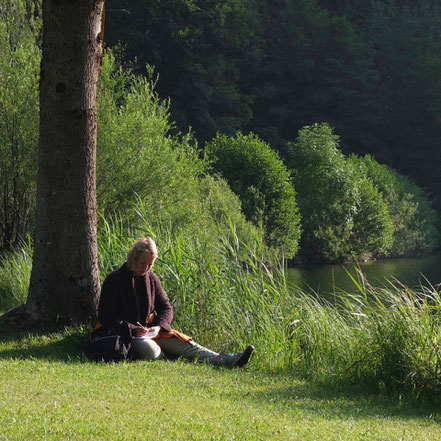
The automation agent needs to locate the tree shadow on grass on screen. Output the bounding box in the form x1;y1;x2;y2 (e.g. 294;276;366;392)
0;328;90;362
234;370;441;422
0;304;95;362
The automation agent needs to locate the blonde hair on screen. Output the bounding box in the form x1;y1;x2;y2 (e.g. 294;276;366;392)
127;237;158;270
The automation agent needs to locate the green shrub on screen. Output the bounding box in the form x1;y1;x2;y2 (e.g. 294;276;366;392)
351;178;394;258
287;123;357;261
204;132;301;256
287;123;394;262
198;175;262;255
97;52;203;230
349;154;439;256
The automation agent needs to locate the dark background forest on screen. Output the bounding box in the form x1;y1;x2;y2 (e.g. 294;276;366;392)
104;0;441;214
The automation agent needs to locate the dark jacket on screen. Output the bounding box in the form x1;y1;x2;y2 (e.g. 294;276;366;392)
98;263;173;331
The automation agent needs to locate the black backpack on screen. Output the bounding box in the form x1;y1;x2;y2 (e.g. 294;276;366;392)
84;320;133;362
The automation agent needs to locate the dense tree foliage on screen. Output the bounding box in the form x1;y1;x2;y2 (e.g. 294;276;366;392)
321;1;441;214
205;133;301;256
349;154;440;257
105;0;441;213
105;0;262;142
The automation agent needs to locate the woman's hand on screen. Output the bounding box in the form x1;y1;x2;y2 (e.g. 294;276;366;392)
133;323;161;337
147;325;161;336
133;322;150;337
133;325;148;337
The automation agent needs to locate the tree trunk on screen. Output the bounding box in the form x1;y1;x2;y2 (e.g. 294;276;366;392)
25;0;105;325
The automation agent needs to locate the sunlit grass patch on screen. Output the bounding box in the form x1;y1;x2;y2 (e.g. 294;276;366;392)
1;331;441;441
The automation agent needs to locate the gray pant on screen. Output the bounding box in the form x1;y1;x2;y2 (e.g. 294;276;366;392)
132;335;219;363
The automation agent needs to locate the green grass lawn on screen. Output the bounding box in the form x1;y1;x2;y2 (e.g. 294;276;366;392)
1;330;441;441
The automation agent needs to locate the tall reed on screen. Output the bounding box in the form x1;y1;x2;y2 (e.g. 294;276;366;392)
0;238;32;312
292;271;441;398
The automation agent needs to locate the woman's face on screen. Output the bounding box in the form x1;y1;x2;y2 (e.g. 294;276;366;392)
132;253;156;277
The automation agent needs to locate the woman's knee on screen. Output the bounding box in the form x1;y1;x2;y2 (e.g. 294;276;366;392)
132;337;163;360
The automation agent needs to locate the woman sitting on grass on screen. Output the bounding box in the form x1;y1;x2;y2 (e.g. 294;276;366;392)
97;237;254;368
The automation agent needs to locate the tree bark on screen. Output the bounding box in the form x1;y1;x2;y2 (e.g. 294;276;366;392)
25;0;105;325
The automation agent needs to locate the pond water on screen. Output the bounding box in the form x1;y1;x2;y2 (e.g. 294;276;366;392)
286;254;441;295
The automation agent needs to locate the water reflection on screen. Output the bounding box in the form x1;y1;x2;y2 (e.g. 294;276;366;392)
286;254;441;295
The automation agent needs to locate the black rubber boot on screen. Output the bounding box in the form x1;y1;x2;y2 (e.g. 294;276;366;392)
212;345;255;368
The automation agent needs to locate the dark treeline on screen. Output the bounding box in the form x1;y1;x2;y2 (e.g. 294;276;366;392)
105;0;441;213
